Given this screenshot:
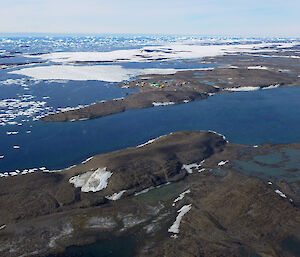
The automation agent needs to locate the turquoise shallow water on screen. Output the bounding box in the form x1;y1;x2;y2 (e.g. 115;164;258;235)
233;147;300;182
1;86;300;172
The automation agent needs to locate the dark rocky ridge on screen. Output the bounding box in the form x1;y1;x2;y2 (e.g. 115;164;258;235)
0;131;226;225
0;131;299;257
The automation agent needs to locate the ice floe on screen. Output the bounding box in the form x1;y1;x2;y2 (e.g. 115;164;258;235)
106;190;127;201
168;204;192;234
275;189;287;198
69;167;113;192
6;131;19;135
0;96;48;126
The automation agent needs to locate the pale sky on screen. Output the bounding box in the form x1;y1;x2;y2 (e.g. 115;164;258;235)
0;0;299;37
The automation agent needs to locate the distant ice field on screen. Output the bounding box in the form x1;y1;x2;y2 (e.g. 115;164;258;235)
0;35;300;175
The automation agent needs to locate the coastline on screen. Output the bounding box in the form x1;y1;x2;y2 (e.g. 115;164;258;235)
40;53;300;122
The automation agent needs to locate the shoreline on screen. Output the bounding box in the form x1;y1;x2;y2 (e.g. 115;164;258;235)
40;52;300;122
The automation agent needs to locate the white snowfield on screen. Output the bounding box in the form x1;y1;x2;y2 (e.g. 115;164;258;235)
26;42;295;64
10;66;192;83
168;204;192;234
69;168;113;193
12;41;296;82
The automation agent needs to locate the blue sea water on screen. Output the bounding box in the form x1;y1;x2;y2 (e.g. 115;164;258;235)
0;35;300;174
1;86;300;172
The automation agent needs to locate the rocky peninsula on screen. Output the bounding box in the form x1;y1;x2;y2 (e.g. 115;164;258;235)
0;131;299;257
41;47;300;122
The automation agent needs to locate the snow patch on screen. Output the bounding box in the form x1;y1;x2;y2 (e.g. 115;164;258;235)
182;163;203;174
275;189;287;198
152;102;175;106
225;86;260;91
82;156;93;164
218;160;229;166
69;168;113;192
106;190;127;201
247;66;269;70
168;204;192;234
172;189;191;206
262;84;280;90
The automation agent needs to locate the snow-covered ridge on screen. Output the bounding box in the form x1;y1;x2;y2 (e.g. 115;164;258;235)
69;168;113;193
